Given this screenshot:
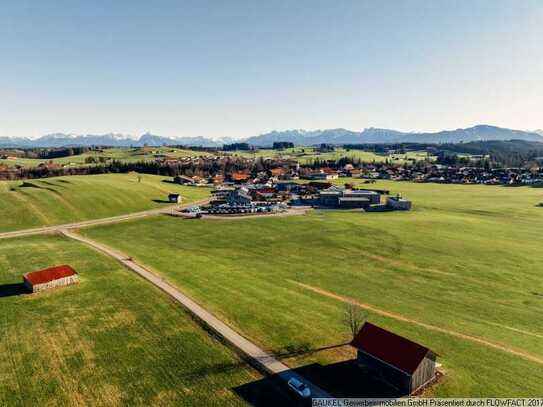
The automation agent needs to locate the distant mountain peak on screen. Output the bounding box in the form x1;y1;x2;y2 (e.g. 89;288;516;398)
1;124;541;148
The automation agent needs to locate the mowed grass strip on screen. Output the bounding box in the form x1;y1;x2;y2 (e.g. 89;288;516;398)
0;173;210;233
0;235;282;406
82;181;543;396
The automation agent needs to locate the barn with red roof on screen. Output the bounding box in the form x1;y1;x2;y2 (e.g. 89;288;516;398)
23;265;79;293
350;322;437;394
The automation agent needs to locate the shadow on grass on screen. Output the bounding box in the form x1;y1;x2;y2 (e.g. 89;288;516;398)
233;374;300;407
161;180;177;184
39;180;67;188
233;360;403;406
0;283;28;298
152;199;173;204
19;181;42;188
274;343;349;359
291;360;402;398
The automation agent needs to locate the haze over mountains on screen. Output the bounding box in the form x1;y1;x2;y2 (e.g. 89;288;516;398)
1;125;542;148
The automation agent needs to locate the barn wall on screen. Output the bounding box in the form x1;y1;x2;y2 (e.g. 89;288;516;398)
357;350;411;394
32;275;79;293
23;278;33;292
410;352;436;393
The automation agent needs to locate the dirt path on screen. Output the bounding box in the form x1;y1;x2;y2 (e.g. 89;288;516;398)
0;199;210;240
59;229;331;399
290;280;543;366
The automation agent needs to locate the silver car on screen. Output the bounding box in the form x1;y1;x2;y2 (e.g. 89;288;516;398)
287;377;311;398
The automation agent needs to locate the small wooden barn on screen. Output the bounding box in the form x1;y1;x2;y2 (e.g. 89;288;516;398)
351;322;437;394
23;265;79;293
168;193;182;203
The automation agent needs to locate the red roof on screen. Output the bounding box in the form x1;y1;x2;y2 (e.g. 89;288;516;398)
350;322;431;374
231;172;250;181
24;265;77;285
271;168;285;176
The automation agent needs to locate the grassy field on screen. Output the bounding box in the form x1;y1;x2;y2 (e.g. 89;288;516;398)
82;180;543;396
1;146;433;169
0;147;209;168
0;173;210;232
0;234;285;406
232;147;433;164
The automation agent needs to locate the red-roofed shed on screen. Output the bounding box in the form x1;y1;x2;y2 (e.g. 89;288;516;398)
23;265;79;293
350;322;437;394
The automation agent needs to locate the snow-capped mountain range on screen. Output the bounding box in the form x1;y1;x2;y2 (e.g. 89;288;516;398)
1;125;542;148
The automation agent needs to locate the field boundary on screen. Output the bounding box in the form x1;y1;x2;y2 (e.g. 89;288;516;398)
290;280;543;366
59;229;332;399
0;199;210;240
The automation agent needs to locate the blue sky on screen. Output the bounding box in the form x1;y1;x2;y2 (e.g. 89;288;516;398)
1;0;542;139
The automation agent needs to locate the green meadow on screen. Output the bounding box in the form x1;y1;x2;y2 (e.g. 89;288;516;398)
0;173;209;232
233;147;433;164
82;180;543;396
0;146;209;168
0;235;283;406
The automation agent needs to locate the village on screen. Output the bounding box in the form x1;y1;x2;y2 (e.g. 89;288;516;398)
171;168;412;216
2;145;543;188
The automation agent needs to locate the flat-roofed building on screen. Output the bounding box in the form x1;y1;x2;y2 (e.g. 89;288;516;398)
318;186;380;208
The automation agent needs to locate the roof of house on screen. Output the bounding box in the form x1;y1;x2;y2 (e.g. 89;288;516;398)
350;322;432;375
348;189;379;195
231;172;250;181
270;168;285;176
175;175;194;182
24;265;77;286
338;197;370;202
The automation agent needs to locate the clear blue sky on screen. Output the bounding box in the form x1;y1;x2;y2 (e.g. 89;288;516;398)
1;0;542;139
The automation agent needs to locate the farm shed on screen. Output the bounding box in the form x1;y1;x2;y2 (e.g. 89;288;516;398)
173;175;196;185
351;322;437;394
23;265;79;293
168;193;182;203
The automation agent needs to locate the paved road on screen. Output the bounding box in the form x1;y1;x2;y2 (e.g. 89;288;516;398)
60;228;332;400
0;199;210;240
169;207;311;220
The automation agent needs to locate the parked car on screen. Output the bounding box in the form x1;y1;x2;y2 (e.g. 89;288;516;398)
287;377;311;398
182;206;201;214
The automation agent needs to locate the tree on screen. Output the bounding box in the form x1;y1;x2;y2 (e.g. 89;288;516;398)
344;303;366;339
273;141;294;149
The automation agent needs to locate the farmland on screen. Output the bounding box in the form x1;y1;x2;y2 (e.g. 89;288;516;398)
0;146;209;168
0;173;209;233
231;147;433;164
0;234;281;406
82;180;543;396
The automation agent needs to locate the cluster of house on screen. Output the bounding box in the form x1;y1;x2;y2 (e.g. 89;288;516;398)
172;169;412;214
205;185;288;214
173;166;297;187
172;158;543;188
353;163;543;186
